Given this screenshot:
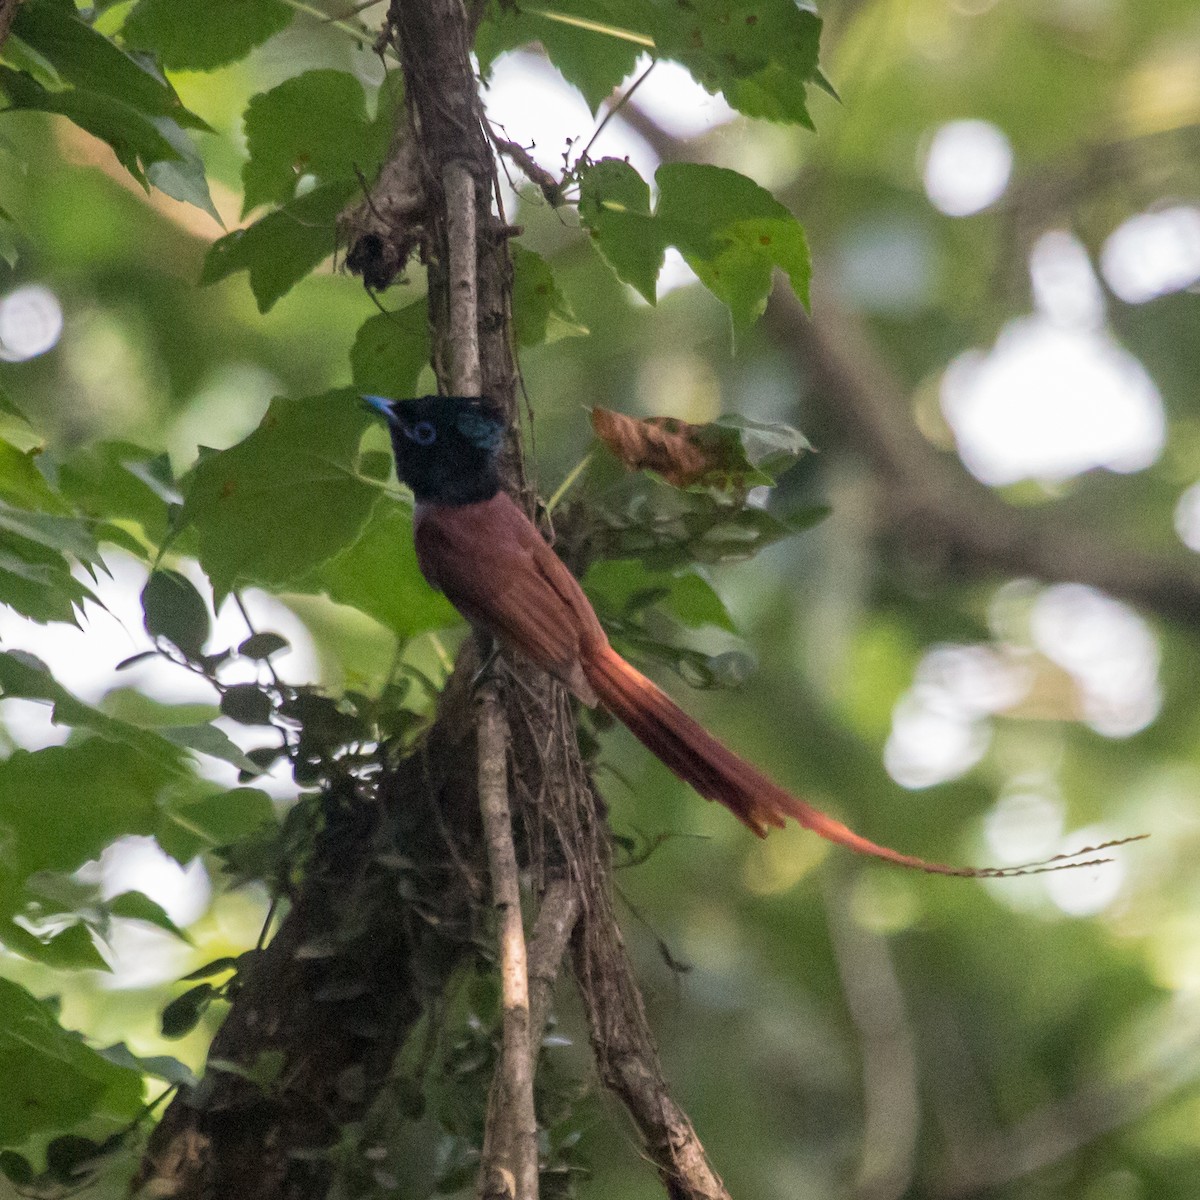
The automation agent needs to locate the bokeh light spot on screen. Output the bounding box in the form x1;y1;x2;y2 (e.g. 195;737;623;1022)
1101;205;1200;304
1173;482;1200;553
0;283;63;362
1029;230;1105;328
1030;584;1160;737
922;119;1013;216
940;318;1165;485
1044;828;1126;915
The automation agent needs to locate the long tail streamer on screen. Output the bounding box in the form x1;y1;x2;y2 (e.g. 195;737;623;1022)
583;645;1144;877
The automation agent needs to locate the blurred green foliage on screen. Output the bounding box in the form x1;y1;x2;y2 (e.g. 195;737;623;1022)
0;0;1197;1197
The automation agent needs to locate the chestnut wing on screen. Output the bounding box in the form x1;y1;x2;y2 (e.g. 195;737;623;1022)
413;494;605;688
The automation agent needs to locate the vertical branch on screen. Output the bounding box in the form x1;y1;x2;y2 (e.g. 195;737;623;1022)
506;684;734;1200
438;58;536;1200
443;161;483;396
477;694;538;1200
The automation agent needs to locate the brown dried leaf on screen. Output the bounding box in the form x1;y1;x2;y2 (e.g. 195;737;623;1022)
590;408;715;488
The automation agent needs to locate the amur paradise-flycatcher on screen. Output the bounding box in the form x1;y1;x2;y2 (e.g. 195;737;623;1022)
366;393;1135;878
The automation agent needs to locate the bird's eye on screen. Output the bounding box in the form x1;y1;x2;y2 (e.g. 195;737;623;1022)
407;420;437;446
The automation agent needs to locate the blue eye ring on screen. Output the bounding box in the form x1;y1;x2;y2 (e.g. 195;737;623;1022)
406;420;437;446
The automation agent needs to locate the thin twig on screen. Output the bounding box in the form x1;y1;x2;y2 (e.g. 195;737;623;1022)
488;129;566;206
575;58;658;167
282;0;390;48
572;882;733;1200
544;450;594;515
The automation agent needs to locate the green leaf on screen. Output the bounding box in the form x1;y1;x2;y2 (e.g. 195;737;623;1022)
142;568;210;658
219;683;274;725
201;179;355;312
58;440;176;550
25;868;99;913
178;390;379;598
611;628;754;690
0;1151;33;1186
108;890;192;941
579;462;824;571
476;1;640;113
714;414;814;482
160;724;264;774
578;158;663;304
179;956;240;981
590;406;811;490
349;301;431;396
2;29;63;89
0;651;185;768
160;982;214;1038
238;631;288;660
122;0;294;72
100;691;267;775
11;0;209;129
0;65;181;188
298;497;458;638
0;498;103;565
579;159;810;333
0;738;176;931
145;113;222;221
0;977;142;1143
0;438;70;513
512;245;587;345
0;443;100;622
656;162;811;330
156;785;277;863
584;559;736;631
23;864;97;907
209;1047;284;1089
0;547;94;623
28;922;110;971
480;1;823;124
582;558;750;689
650;0;822;127
96;1041;197;1087
0;383;28;425
242;69;388;213
46;1134;108;1184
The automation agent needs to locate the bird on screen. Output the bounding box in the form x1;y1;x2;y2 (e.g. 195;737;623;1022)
365;393;1134;878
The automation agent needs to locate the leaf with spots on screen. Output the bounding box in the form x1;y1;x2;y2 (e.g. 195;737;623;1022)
655;162;811;333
